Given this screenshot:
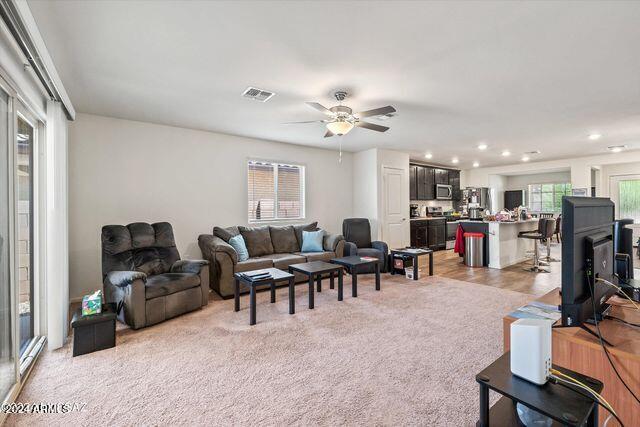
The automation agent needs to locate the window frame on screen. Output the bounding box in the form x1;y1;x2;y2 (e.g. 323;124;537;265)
527;182;572;213
247;159;306;223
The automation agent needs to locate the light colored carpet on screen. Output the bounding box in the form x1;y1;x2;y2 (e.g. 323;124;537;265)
7;275;530;426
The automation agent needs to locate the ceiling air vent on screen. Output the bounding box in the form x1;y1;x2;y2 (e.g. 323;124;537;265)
242;87;275;102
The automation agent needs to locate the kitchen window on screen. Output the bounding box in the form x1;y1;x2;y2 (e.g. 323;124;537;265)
528;183;572;212
248;160;305;222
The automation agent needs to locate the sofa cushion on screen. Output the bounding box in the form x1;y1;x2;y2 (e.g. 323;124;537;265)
258;253;306;270
269;226;299;253
294;251;334;262
301;230;325;252
213;226;240;242
238;226;274;257
293;222;318;249
228;235;249;262
145;273;200;300
236;257;274;272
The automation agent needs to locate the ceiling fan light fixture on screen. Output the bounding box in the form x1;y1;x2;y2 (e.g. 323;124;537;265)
326;120;354;136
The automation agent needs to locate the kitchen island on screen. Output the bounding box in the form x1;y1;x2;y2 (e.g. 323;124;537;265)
459;219;539;269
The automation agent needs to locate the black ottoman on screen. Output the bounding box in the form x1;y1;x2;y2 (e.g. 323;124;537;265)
71;303;117;357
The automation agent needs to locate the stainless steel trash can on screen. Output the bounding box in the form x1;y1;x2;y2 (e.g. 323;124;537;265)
464;232;484;267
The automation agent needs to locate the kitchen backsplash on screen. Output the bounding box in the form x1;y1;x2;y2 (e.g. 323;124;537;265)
410;200;454;211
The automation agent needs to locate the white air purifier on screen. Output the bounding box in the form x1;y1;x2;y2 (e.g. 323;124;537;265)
510;318;552;385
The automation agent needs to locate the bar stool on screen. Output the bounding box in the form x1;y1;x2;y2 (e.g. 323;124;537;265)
540;218;558;264
518;218;550;273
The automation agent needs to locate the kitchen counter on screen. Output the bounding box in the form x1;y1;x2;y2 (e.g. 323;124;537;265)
459;219;539;269
410;217;446;221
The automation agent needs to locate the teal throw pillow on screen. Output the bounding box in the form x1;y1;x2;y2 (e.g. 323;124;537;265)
228;234;249;262
301;229;325;253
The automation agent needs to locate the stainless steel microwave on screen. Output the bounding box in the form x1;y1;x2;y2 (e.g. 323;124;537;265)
436;184;453;200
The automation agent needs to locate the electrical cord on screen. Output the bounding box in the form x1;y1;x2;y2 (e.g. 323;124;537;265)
606;315;640;328
588;271;640;408
596;277;640;311
548;373;624;426
549;369;617;415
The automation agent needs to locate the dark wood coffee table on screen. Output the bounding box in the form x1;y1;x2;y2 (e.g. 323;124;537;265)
390;248;434;280
234;268;295;325
330;256;380;297
288;261;344;309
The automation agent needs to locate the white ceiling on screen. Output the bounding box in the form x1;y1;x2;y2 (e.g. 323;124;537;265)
27;0;640;168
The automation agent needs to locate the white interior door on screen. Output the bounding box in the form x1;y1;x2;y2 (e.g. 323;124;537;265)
382;166;408;249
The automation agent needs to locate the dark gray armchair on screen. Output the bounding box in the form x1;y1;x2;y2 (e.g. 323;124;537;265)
102;222;209;329
342;218;389;273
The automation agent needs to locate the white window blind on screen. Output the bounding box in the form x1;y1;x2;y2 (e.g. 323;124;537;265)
248;161;305;221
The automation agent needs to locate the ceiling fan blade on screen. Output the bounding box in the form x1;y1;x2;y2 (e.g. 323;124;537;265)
282;120;327;124
306;102;334;116
324;130;335;138
355;121;390;132
355;105;396;118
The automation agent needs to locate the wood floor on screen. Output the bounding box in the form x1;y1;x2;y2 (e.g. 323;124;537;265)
432;243;562;296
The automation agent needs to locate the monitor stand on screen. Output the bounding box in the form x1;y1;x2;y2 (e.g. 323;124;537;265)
554;304;615;347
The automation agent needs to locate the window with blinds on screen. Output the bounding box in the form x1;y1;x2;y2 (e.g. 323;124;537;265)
248;160;305;221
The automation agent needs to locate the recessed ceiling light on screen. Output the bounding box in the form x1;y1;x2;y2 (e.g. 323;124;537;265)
501;150;511;157
608;145;627;153
472;161;479;168
522;156;530;162
588;133;602;141
452;157;459;164
424;153;433;159
477;143;488;150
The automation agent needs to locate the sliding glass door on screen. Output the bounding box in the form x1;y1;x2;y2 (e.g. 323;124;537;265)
16;114;34;356
0;88;15;403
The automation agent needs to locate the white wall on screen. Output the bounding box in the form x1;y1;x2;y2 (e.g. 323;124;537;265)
68;114;354;300
352;148;410;245
353;148;378;233
505;171;571;190
463;151;640;192
598;161;640;198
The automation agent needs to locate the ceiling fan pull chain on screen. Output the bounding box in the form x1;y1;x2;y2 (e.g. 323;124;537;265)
339;139;343;164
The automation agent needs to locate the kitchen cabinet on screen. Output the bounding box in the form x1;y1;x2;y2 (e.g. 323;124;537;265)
410;220;428;248
416;166;435;200
410;163;458;202
449;170;461;200
409;165;417;200
435;168;449;185
427;219;446;251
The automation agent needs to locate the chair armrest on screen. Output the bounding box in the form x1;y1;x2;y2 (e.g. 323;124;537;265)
343;241;358;257
198;234;238;264
105;271;147;288
323;233;344;252
171;259;209;274
371;241;389;255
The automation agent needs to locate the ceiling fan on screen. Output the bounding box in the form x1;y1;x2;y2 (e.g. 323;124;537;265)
285;91;396;137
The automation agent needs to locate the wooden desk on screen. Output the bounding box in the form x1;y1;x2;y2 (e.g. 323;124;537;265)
503;288;640;427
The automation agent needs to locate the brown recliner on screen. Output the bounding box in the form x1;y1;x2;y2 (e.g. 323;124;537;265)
102;222;209;329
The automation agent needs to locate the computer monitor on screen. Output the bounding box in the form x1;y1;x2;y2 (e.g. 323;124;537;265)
561;196;617;327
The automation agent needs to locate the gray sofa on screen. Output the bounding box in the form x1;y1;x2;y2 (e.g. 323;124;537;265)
102;222;209;329
198;222;344;298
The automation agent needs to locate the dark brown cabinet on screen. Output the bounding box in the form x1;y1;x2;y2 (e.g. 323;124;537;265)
409;165;417;200
427;219;446;250
410;220;428;248
414;165;434;201
410;163;459;202
449;170;461;200
435;168;449;185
